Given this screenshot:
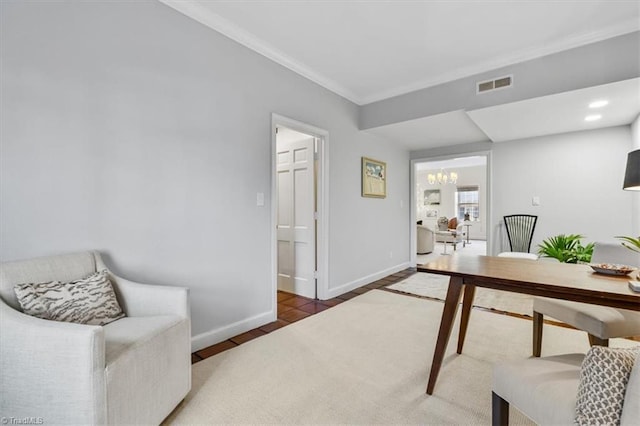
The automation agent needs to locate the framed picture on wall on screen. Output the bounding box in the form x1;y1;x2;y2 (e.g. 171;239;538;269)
426;209;438;218
362;157;386;198
424;189;440;205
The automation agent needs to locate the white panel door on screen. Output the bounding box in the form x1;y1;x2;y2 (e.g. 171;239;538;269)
276;136;316;298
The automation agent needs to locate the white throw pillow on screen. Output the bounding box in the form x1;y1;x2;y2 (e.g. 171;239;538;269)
620;355;640;425
574;346;639;426
14;269;125;326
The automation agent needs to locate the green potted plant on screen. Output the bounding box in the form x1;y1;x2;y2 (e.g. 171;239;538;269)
616;236;640;287
537;234;594;263
615;235;640;254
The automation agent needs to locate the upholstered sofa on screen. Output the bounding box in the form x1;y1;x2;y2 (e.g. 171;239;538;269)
0;251;191;425
417;225;435;254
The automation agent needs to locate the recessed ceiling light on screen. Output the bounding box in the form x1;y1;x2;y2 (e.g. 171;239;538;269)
589;100;609;108
585;114;602;122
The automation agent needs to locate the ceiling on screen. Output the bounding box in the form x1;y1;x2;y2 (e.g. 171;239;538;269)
467;78;640;143
415;156;486;172
368;77;640;150
160;1;640;149
365;110;490;151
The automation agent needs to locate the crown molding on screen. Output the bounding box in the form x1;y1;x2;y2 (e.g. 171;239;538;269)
158;0;363;104
359;20;640;105
159;1;638;107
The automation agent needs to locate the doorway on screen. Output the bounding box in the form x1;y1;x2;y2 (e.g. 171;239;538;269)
271;114;329;305
410;152;492;266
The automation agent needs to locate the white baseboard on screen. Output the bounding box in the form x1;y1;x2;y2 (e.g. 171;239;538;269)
324;261;411;300
192;262;411;351
191;310;275;352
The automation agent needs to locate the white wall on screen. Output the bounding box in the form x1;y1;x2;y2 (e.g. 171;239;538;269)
632;114;640;150
631;114;640;237
491;126;634;254
0;1;410;351
416;165;487;239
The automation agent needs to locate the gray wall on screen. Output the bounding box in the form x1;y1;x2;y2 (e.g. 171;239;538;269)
491;126;634;254
411;141;493;161
410;126;636;255
0;1;410;350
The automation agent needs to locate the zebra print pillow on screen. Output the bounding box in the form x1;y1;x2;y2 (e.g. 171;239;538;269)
14;269;125;326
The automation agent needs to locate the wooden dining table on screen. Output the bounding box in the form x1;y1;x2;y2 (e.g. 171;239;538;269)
418;255;640;395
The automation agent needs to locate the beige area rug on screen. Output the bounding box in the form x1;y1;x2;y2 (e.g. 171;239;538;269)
387;272;534;316
166;290;636;425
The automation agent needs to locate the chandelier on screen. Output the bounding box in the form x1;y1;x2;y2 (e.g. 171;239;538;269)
428;170;458;185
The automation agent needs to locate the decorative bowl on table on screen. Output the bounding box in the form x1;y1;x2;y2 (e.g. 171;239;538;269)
589;263;637;276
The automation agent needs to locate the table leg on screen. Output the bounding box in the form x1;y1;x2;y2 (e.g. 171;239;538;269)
457;284;476;354
426;276;464;395
442;240;449;255
533;311;543;357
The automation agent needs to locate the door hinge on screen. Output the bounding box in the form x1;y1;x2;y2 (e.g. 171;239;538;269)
314;211;319;220
313;271;318;279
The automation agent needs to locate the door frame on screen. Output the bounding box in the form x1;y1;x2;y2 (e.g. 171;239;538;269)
410;150;493;266
271;114;329;309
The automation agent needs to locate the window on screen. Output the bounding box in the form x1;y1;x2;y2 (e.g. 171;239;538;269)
456;186;479;221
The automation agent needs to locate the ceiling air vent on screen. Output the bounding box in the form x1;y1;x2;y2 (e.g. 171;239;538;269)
476;74;513;94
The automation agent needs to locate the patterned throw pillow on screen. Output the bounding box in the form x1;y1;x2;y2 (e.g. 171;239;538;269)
574;346;639;426
14;269;125;326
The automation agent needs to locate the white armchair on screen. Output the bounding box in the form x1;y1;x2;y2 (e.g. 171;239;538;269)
0;251;191;425
417;225;435;254
435;223;466;250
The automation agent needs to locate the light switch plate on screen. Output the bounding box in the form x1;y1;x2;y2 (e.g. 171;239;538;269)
256;192;264;206
532;196;540;206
